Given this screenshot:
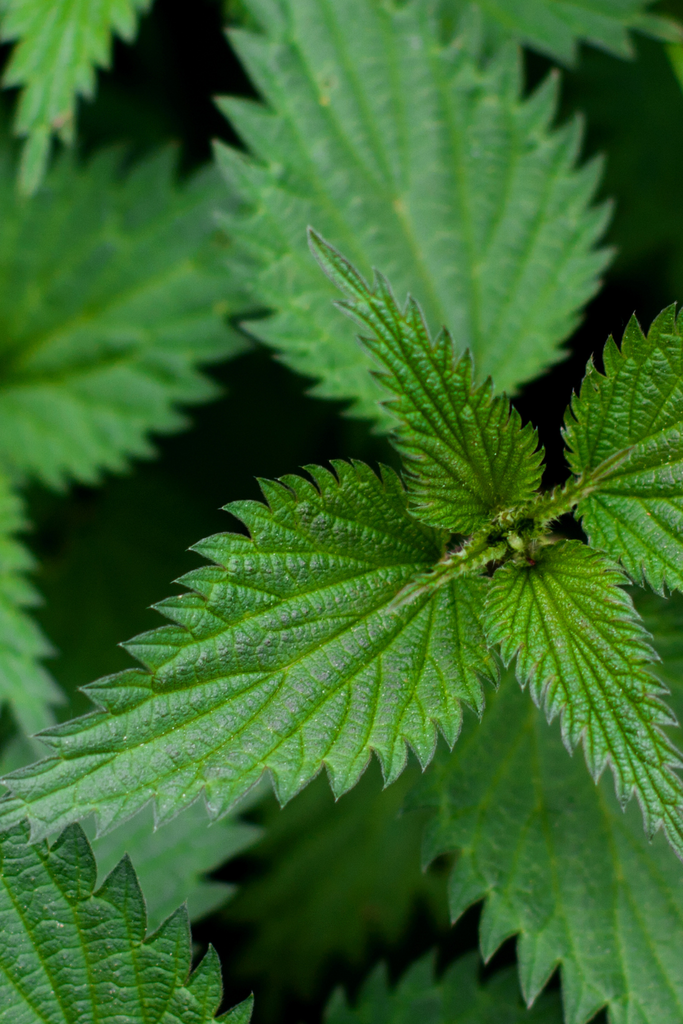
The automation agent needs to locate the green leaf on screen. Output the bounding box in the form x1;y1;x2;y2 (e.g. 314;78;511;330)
0;474;62;737
486;540;683;857
220;997;254;1024
310;231;543;534
0;818;252;1022
565;305;683;593
89;797;262;932
224;759;448;1014
0;143;246;489
0;461;495;839
413;665;683;1024
216;0;610;420
435;0;683;66
0;0;153;193
325;950;562;1024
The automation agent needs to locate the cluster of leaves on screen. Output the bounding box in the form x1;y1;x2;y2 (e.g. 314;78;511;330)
0;0;677;199
1;812;565;1023
4;1;683;1023
4;218;683;1019
2;231;679;846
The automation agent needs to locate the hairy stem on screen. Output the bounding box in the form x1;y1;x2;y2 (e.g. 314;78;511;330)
397;449;633;604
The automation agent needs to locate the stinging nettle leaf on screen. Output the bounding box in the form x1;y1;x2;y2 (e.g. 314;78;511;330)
216;0;610;420
0;461;495;840
565;305;683;594
325;949;562;1024
0;143;246;490
486;540;683;857
414;663;683;1024
310;230;543;534
0;819;252;1022
0;0;152;193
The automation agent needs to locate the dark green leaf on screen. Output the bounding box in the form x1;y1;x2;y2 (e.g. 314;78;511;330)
224;759;448;1012
0;462;494;839
90;798;262;932
310;231;543;534
0;475;62;737
565;306;683;593
0;819;251;1022
413;666;683;1024
486;540;683;856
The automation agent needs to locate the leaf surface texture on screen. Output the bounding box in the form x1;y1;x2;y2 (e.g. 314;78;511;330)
0;461;494;838
486;540;683;855
310;232;542;533
413;591;683;1024
0;819;250;1022
217;0;610;419
566;306;683;592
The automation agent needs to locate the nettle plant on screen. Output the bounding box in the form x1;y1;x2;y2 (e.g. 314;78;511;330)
4;226;683;1023
7;224;683;852
4;0;683;1022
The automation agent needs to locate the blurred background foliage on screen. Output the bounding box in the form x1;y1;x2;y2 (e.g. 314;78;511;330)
1;0;683;1019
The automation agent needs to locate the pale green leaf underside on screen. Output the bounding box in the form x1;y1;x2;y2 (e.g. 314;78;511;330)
216;0;610;420
326;950;561;1023
0;0;152;192
566;306;683;593
0;820;250;1022
437;0;680;65
90;798;262;932
0;474;62;737
0;143;246;489
0;462;494;840
310;231;543;533
486;540;683;857
414;659;683;1024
